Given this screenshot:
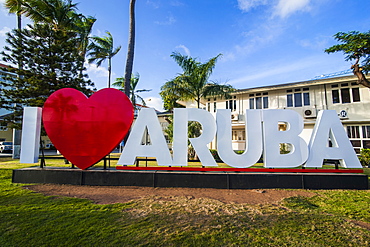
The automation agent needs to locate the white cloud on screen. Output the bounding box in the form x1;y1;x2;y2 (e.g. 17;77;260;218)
175;44;191;56
170;0;184;7
1;4;9;15
229;59;308;85
85;62;109;78
144;97;164;112
228;54;345;86
273;0;311;18
146;0;160;9
298;36;329;51
238;0;312;18
237;0;268;12
233;22;285;56
230;0;315;62
0;26;10;37
90;29;105;39
220;52;236;62
155;14;176;25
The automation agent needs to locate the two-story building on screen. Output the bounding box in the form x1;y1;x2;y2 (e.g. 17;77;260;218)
202;75;370;154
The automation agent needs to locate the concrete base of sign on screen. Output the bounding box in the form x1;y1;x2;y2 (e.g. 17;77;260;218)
12;167;369;190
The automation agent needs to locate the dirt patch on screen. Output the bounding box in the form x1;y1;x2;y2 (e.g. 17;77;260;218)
24;184;315;205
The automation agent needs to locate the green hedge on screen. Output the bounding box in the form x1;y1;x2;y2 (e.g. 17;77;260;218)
359;148;370;167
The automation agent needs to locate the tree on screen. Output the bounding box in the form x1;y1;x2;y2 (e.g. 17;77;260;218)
124;0;136;97
87;31;121;88
27;0;96;77
4;0;27;31
0;13;94;128
5;0;93;78
160;52;233;160
112;73;151;109
325;31;370;88
160;52;234;110
74;15;96;60
23;0;79;32
4;0;28;68
4;0;29;158
3;0;88;158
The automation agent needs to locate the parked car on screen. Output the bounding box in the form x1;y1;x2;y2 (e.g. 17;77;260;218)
0;141;13;153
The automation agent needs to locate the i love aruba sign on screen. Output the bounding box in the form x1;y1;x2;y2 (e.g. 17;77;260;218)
20;88;362;170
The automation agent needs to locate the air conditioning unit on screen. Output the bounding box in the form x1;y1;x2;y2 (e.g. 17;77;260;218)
303;108;317;118
231;112;239;121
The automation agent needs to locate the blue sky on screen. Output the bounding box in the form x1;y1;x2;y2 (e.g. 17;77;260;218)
0;0;370;111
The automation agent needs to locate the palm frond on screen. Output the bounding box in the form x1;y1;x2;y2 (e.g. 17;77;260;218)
171;52;199;74
201;83;234;99
161;52;232;109
113;73;151;107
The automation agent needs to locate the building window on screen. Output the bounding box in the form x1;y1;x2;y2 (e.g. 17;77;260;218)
294;93;302;107
332;90;340;103
256;97;262;109
362;126;370;138
347;126;360;138
352;88;360;102
331;84;360;104
226;99;236;111
346;125;370;154
249;98;254;109
287;88;310;107
232;130;245;140
249;93;268;109
263;96;268;109
287;94;293;107
213;102;216;113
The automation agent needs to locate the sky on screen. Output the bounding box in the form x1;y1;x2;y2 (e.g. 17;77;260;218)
0;0;369;111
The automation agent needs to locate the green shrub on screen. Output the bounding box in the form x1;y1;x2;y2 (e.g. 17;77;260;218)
209;149;221;161
280;143;290;154
359;148;370;167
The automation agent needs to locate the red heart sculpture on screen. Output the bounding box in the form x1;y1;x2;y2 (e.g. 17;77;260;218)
42;88;134;170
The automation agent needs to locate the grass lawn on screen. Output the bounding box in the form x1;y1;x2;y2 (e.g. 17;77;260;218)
0;158;369;246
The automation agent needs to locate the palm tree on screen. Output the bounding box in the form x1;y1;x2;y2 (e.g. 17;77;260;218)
74;15;96;58
4;0;27;31
23;0;79;33
5;0;84;35
161;52;234;109
73;15;96;77
87;31;121;88
160;52;234;160
113;73;151;109
26;1;95;75
4;0;29;159
124;0;136;97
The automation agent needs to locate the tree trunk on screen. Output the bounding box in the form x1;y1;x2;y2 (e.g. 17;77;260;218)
108;58;111;88
124;0;136;98
123;0;136;145
351;63;370;88
13;12;22;159
17;13;21;31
